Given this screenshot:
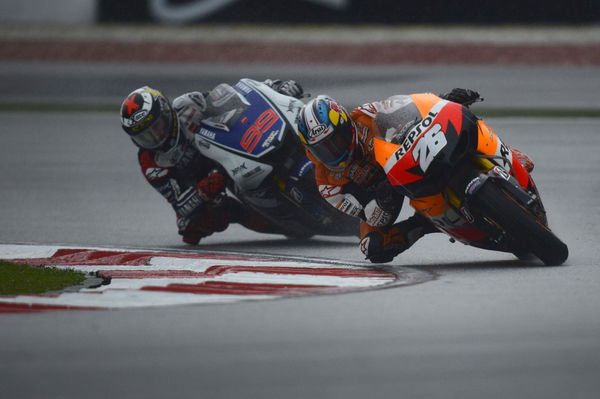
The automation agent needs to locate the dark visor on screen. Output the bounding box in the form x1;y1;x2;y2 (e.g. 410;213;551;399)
131;108;173;150
308;123;354;166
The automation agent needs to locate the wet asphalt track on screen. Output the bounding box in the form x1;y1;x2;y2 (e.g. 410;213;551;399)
1;62;600;398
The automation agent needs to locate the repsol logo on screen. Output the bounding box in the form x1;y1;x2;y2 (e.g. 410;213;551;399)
394;110;438;160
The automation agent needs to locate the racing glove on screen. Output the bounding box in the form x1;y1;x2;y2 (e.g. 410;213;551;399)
265;79;304;99
374;180;404;213
196;169;226;201
360;179;404;227
439;88;483;107
177;204;230;245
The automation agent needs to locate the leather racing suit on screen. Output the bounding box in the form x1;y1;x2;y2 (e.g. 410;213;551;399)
308;94;445;263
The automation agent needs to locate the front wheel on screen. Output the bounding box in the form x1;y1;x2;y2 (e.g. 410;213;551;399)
470;182;568;266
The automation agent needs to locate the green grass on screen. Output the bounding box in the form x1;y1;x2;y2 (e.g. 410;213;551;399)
0;260;86;295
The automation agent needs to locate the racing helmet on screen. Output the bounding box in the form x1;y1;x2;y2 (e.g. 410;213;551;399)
120;86;179;150
296;95;356;170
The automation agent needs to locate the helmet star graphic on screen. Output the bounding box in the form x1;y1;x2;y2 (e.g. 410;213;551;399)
124;94;141;116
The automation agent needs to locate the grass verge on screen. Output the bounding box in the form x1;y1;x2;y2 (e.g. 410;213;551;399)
0;260;86;295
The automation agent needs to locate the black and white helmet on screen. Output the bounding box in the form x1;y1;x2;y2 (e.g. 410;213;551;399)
120;86;179;150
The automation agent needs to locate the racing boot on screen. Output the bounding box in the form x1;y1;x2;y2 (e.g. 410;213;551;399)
510;147;534;173
360;213;438;263
178;204;231;245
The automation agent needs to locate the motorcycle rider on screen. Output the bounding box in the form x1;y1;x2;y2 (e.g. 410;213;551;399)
296;88;534;263
120;79;304;244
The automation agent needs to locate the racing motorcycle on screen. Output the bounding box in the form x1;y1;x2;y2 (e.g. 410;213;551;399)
191;78;358;239
373;96;568;265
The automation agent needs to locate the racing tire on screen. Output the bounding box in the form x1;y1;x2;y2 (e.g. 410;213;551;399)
471;182;568;266
284;232;314;240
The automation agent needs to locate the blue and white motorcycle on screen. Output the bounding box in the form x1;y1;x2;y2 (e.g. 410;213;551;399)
191;79;358;239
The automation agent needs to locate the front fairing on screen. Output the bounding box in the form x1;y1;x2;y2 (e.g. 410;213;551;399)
193;79;304;190
373;100;497;247
375;100;478;198
194;79;302;159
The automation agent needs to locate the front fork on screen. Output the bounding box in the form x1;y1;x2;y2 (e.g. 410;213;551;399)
449;157;546;227
410;155;546;247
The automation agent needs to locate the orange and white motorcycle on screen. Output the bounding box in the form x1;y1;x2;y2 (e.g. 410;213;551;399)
373;95;568;265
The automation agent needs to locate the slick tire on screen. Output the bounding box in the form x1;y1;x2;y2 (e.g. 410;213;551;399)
471;182;569;266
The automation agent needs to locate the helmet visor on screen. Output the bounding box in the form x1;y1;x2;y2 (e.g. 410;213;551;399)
308;123;355;167
130;110;172;150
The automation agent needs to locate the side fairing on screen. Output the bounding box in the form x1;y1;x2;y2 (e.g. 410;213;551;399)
476;119;514;171
194;138;273;190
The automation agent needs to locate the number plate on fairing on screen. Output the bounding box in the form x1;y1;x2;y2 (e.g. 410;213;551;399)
381;100;470;198
195;81;286;158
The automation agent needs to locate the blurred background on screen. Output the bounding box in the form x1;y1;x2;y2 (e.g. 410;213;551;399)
1;0;599;115
1;0;599;24
2;3;600;399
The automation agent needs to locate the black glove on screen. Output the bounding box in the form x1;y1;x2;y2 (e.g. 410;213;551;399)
439;88;482;107
374;179;404;213
359;231;404;264
266;79;304;99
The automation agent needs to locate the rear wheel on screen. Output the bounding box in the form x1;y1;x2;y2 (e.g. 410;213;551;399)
470;182;568;266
